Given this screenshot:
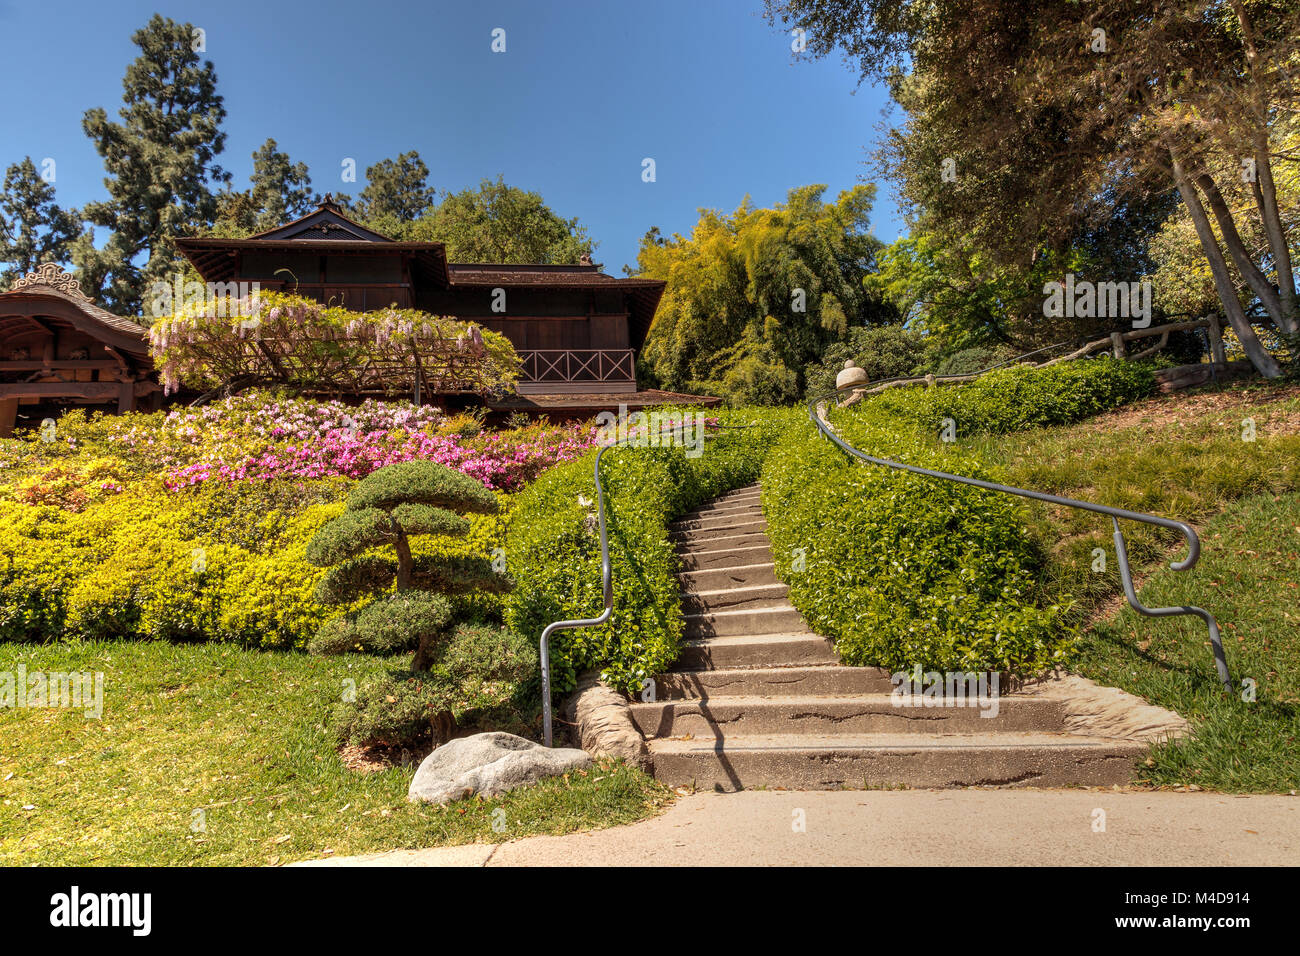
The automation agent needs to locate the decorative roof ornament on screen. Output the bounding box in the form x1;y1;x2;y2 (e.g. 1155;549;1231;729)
10;263;91;302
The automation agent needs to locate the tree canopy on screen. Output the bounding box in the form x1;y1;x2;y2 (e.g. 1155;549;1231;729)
399;176;594;264
0;158;81;291
633;184;898;404
75;13;229;314
768;0;1300;375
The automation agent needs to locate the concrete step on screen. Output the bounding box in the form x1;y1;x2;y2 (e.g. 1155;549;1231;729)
671;510;765;532
652;666;891;700
678;543;772;571
685;605;806;638
631;694;1068;738
679;632;838;670
687;499;765;518
648;732;1147;790
681;582;790;614
670;520;769;544
678;562;780;592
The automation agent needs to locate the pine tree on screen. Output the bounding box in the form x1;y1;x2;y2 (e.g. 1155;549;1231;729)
249;138;316;231
0;158;81;291
355;151;435;227
78;13;230;313
209;139;317;237
306;461;511;745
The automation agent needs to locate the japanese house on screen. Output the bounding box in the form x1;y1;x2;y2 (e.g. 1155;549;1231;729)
0;264;156;437
176;198;716;416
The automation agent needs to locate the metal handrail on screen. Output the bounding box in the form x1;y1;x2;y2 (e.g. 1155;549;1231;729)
807;368;1233;692
539;421;725;746
537;351;1233;749
539;440;617;748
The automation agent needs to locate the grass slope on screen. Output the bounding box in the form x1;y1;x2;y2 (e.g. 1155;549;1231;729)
0;641;670;866
1080;492;1300;792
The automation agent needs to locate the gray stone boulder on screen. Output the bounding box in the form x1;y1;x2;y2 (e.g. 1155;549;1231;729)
407;731;592;805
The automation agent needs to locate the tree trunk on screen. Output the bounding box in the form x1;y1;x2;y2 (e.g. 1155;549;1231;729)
1171;153;1283;378
1252;134;1299;334
394;532;412;590
1195;172;1285;325
1230;0;1299;333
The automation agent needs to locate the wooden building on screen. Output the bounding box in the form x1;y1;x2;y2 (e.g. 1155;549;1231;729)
0;200;713;434
178;199;715;415
0;264;157;437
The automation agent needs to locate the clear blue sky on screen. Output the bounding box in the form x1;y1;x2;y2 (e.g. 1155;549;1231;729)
0;0;901;273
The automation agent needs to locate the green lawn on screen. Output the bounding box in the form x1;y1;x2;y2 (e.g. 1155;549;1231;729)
1078;492;1300;792
0;640;671;866
976;382;1300;792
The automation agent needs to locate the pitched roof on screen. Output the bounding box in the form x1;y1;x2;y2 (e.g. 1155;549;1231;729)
248;197;395;242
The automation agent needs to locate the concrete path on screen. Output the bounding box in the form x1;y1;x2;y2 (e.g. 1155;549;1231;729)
296;789;1298;866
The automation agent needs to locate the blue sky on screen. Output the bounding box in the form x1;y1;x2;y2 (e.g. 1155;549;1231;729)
0;0;901;273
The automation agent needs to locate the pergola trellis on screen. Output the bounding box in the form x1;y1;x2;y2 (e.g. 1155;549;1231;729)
150;294;522;402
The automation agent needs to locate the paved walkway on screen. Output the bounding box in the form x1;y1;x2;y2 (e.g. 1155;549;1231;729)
297;789;1298;866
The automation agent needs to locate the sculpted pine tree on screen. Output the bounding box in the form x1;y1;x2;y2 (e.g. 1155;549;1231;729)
306;461;511;741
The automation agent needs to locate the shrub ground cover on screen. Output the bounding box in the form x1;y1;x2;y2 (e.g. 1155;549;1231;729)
762;408;1070;673
505;407;799;694
0;392;593;651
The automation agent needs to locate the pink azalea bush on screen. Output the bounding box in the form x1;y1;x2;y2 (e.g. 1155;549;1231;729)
143;392;597;493
163;423;597;492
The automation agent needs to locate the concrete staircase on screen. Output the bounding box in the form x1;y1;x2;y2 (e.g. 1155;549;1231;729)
635;483;1147;791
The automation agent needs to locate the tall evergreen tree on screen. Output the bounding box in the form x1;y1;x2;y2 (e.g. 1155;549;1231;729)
249;138;316;231
0;158;81;291
209;139;317;236
355;151;435;227
78;13;229;313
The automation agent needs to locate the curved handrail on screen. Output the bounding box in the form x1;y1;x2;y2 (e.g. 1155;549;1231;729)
538;440;617;748
806;370;1233;692
538;420;735;746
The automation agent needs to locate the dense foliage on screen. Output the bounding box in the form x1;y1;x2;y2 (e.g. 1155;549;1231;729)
505;408;797;694
766;0;1299;375
0;394;581;651
633;185;898;404
763;409;1069;673
305;459;511;746
803;324;930;396
762;358;1161;672
870;358;1158;436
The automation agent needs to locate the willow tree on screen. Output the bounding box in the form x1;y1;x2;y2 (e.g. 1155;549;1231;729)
632;184;898;404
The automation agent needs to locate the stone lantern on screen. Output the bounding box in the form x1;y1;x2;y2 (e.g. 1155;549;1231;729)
835;359;869;407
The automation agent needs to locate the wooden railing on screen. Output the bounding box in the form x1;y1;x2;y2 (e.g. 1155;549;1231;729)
516;349;636;393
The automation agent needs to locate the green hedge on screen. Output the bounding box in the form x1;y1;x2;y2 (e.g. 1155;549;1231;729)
872;357;1157;436
505;408;796;695
762;407;1074;673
